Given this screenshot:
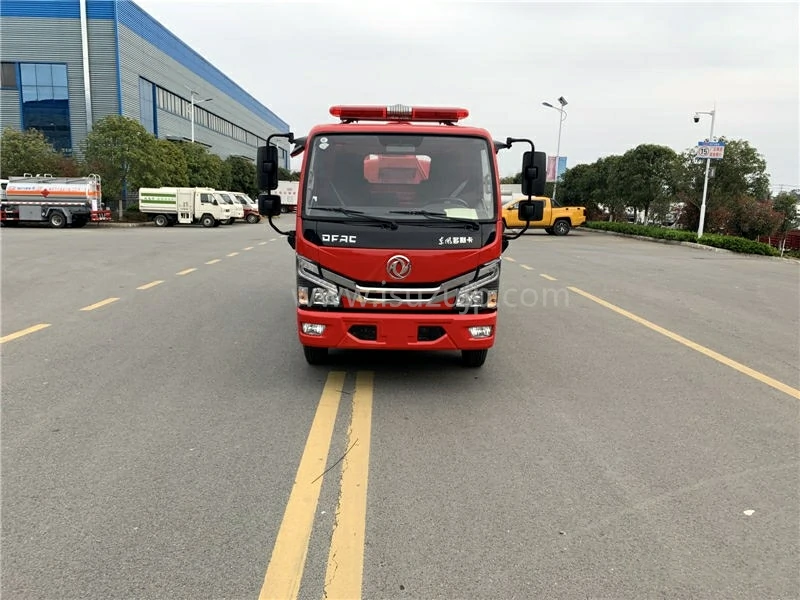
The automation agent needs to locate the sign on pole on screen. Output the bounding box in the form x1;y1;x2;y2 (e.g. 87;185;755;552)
546;156;567;182
695;140;725;160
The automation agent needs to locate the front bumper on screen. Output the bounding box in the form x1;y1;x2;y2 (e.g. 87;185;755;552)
297;309;497;350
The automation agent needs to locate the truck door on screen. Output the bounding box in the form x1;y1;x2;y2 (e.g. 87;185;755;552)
177;189;193;223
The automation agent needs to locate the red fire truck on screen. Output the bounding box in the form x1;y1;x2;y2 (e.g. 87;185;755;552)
257;104;546;367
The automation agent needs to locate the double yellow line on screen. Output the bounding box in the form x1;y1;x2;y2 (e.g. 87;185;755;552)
259;371;374;600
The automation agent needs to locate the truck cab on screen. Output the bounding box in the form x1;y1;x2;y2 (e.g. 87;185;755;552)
255;104;547;368
215;191;244;224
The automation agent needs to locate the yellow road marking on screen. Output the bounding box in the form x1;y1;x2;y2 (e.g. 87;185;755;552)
259;371;347;600
80;297;120;311
324;371;374;599
0;323;51;344
540;273;557;281
137;280;164;290
258;241;268;245
568;286;800;400
206;259;221;265
504;256;516;262
244;246;254;251
176;268;197;275
520;264;534;270
227;252;239;257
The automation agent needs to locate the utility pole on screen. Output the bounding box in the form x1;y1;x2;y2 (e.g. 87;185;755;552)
694;104;717;238
542;97;568;204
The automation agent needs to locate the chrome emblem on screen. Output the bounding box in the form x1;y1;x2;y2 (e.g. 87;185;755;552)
386;255;412;280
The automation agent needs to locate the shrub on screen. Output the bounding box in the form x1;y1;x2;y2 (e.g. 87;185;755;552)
585;221;780;256
697;233;779;256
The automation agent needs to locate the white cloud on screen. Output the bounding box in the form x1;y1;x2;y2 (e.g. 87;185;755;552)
134;0;800;188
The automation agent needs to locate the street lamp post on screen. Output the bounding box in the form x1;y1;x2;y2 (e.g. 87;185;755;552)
187;88;212;143
542;96;568;204
694;105;716;238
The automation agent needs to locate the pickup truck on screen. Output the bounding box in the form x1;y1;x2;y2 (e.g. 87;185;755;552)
502;195;586;235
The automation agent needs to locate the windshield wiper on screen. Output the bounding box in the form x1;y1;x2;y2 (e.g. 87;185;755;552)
308;206;398;229
388;209;480;230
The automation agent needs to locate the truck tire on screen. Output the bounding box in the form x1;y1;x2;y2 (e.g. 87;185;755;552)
48;211;66;228
246;213;260;224
461;349;488;367
154;214;169;227
303;345;329;365
200;214;215;228
553;219;571;236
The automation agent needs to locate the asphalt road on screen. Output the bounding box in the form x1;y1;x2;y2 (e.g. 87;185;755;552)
1;222;798;600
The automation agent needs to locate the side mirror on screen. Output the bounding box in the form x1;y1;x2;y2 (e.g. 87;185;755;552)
258;193;282;217
521;150;547;197
257;145;280;191
518;199;544;222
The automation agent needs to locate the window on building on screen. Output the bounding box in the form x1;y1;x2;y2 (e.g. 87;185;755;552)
139;77;156;135
152;83;273;149
1;62;17;89
19;63;71;152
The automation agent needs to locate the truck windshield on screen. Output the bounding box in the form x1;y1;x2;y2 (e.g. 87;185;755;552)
302;134;497;222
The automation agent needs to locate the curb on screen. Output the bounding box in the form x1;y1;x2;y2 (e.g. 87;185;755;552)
93;221;153;228
580;227;800;263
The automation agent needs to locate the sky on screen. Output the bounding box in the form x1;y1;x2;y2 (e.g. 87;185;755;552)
135;0;800;192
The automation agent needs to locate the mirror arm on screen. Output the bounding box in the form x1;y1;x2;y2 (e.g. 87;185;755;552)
502;220;532;242
266;213;292;236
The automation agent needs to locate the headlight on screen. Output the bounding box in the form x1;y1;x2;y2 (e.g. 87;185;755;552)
456;289;498;309
454;260;500;309
297;257;340;307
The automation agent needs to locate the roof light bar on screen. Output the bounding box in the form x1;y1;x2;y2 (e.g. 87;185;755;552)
329;105;469;123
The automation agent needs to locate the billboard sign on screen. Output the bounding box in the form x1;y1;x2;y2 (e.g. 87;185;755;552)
546;156;568;182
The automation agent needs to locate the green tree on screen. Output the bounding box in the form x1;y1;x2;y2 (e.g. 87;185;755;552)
0;127;61;177
278;167;300;181
177;142;223;188
616;144;680;223
226;155;258;196
772;190;800;252
675;138;770;232
154;139;189;187
82;115;159;218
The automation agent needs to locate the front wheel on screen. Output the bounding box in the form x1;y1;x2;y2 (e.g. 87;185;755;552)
200;214;215;228
246;213;260;224
303;345;329;365
461;349;488;367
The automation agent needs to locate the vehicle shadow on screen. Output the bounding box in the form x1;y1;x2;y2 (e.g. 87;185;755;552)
317;348;465;372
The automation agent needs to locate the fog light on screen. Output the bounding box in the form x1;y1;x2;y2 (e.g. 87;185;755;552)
298;286;309;306
468;326;492;338
302;323;326;336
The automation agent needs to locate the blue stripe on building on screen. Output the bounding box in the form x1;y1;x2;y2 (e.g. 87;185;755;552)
0;0;289;131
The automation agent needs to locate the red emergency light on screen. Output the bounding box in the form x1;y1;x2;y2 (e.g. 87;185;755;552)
329;104;469;123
